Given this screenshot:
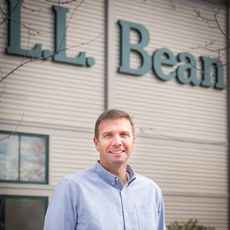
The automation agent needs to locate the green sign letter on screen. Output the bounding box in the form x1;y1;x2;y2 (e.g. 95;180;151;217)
200;56;224;89
6;0;42;58
176;52;200;86
118;20;151;75
52;5;95;66
152;48;176;81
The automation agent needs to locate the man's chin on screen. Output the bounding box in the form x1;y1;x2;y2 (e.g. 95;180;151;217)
111;158;127;165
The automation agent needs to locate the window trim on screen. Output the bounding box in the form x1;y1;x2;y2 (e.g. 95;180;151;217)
0;131;49;184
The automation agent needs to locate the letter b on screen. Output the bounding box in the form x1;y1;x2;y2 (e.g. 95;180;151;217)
118;20;151;76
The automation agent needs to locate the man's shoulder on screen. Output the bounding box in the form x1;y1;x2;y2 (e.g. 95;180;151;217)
135;173;162;191
61;166;95;184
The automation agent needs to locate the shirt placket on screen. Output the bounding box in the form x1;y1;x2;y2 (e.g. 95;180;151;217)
113;176;128;230
121;189;129;230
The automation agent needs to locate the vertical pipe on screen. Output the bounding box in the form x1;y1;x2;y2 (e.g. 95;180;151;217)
105;0;114;110
226;0;230;229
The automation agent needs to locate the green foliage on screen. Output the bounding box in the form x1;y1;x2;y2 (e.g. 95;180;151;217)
167;219;215;230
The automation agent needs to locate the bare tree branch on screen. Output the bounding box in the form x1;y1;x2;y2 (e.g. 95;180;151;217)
0;114;24;142
46;0;83;4
18;0;42;12
213;6;226;38
0;5;8;25
0;1;41;36
0;58;34;82
0;30;102;82
0;0;98;83
193;5;227;39
66;0;86;29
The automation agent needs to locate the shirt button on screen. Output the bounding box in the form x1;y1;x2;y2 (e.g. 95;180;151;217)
115;177;119;181
125;212;128;216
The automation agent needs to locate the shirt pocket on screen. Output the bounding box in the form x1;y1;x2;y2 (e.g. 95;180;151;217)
134;204;157;230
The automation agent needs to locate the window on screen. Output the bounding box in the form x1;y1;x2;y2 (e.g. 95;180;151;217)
0;131;49;184
0;195;48;230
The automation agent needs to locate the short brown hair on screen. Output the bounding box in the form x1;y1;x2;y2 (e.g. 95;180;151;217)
94;109;135;139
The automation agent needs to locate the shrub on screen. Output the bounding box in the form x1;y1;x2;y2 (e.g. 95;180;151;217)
167;219;215;230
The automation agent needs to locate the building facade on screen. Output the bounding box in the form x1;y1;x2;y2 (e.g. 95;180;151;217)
0;0;228;229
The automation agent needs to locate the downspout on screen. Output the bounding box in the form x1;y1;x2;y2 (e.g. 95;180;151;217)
105;0;114;110
226;0;230;229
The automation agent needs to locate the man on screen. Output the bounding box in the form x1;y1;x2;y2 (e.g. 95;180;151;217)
44;109;166;230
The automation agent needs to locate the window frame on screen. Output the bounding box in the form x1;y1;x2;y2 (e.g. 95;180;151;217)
0;131;49;184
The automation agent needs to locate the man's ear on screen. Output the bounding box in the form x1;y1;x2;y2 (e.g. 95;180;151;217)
93;137;97;145
93;137;99;151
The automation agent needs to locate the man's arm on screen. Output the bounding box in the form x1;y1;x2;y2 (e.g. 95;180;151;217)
43;179;78;230
157;193;166;230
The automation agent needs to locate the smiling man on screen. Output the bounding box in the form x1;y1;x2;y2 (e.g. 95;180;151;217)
44;109;166;230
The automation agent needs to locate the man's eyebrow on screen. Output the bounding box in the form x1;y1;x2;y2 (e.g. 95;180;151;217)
102;130;131;134
102;131;112;135
122;131;132;136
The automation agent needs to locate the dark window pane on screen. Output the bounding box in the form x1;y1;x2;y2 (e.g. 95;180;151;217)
0;197;47;230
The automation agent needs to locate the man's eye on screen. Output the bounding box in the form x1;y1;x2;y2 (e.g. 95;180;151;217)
121;133;129;137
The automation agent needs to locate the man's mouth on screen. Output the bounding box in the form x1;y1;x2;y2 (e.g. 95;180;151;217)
109;149;125;154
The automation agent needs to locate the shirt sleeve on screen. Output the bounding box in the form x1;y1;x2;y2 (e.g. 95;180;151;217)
43;178;78;230
157;192;166;230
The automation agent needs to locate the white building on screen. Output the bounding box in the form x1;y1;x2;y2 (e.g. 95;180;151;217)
0;0;228;229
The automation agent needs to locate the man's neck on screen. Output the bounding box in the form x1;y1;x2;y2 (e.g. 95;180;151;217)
100;162;128;185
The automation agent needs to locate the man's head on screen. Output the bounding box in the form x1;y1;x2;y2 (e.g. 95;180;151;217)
93;109;135;170
94;109;135;140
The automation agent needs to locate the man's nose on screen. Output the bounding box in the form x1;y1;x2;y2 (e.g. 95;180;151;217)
112;135;122;146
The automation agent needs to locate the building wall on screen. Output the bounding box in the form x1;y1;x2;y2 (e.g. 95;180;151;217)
0;0;228;229
112;0;228;228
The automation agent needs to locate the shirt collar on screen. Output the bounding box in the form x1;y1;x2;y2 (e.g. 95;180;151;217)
93;161;136;190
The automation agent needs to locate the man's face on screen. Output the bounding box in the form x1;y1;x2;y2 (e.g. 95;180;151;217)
94;118;135;170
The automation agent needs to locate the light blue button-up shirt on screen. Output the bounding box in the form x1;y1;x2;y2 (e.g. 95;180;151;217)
44;162;166;230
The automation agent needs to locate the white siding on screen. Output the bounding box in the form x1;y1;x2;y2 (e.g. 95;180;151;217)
0;0;228;229
0;0;105;128
0;0;105;205
113;0;228;229
164;195;228;229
